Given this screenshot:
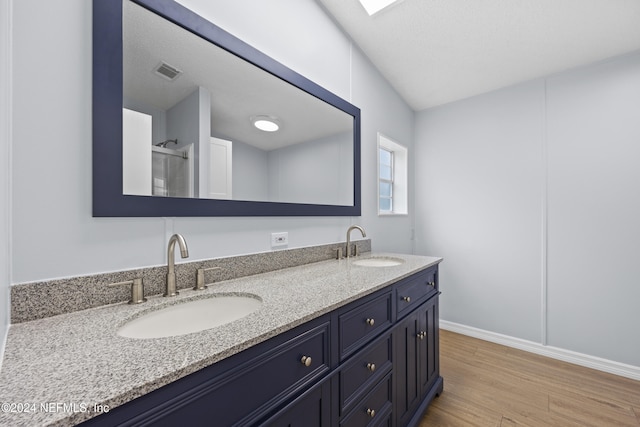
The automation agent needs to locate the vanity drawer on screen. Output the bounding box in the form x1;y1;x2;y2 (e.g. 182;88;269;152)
116;321;332;427
339;332;393;415
339;292;393;360
224;322;330;423
340;373;393;427
396;267;437;318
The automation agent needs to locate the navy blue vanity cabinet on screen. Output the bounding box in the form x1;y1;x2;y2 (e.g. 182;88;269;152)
394;295;442;427
81;316;331;427
333;266;442;427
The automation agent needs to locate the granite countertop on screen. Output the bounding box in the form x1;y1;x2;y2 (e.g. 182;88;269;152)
0;253;442;426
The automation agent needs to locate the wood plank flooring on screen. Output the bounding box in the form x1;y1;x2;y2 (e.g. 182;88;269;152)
418;330;640;426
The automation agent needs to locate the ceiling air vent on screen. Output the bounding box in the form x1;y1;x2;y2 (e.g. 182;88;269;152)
153;61;182;81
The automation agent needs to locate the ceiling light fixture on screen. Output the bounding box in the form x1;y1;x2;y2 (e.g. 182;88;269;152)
358;0;402;16
251;115;280;132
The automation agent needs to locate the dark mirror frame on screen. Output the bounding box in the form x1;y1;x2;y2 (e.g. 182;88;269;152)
93;0;361;217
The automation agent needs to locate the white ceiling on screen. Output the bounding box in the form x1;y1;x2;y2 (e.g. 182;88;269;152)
318;0;640;111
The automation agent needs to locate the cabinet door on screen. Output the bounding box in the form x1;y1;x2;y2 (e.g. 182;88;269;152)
394;310;421;426
394;296;440;427
417;296;439;397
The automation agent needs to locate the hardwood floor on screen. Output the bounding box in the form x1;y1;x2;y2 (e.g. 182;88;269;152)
418;330;640;426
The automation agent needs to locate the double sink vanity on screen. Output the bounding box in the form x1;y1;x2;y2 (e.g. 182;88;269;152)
0;1;449;423
0;244;442;426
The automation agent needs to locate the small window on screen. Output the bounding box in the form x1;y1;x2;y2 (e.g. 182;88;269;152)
379;147;394;212
378;133;408;215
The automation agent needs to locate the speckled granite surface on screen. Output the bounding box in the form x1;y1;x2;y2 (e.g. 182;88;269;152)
0;252;441;426
11;240;371;323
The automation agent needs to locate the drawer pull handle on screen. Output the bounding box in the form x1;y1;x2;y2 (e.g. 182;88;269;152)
428;281;435;287
402;296;411;302
367;363;376;372
300;356;312;367
367;408;376;418
366;318;375;326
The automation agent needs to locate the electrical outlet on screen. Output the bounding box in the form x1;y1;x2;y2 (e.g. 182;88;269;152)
271;232;289;248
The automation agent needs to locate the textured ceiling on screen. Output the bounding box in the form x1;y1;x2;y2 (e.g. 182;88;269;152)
318;0;640;111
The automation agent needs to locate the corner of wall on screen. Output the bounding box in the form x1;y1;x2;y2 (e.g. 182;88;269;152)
0;0;14;366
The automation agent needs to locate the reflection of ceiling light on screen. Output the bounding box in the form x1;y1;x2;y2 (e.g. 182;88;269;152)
251;115;280;132
358;0;402;16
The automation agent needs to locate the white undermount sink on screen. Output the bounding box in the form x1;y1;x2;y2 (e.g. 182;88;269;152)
117;294;262;339
352;256;405;267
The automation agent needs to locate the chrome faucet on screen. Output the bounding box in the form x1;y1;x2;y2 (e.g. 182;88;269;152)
165;233;189;297
346;225;366;258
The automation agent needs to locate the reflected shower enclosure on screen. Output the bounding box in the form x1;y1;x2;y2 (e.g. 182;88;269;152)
152;146;192;197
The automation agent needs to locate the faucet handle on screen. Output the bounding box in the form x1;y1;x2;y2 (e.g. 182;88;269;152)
344;243;360;258
334;247;343;260
195;267;222;290
352;244;360;257
108;278;146;304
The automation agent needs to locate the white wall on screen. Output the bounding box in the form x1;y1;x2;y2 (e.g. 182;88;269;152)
545;53;640;366
415;51;640;367
351;39;416;255
232;140;269;201
0;0;12;361
4;0;415;342
267;132;352;205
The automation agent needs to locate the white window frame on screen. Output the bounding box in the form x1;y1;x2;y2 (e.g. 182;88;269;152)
377;133;408;216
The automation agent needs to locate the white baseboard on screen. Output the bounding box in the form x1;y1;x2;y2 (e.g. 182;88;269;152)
440;320;640;381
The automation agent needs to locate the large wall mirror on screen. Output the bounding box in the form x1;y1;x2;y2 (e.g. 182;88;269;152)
93;0;361;216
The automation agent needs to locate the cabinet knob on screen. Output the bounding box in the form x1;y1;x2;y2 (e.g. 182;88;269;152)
300;356;312;367
417;331;426;340
402;296;411;302
367;363;376;372
367;408;376;418
366;318;375;326
428;281;435;287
